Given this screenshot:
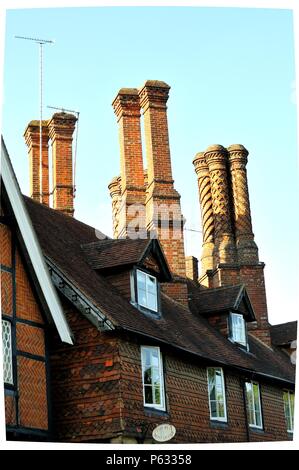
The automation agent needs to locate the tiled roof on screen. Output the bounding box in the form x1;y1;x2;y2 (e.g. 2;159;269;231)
187;282;255;320
271;321;297;346
188;283;243;313
81;239;150;270
24;197;295;385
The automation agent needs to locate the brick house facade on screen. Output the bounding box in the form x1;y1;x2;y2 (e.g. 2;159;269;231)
1;80;296;444
1;142;72;440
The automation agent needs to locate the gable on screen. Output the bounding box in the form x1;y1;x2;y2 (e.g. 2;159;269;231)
237;298;250;318
1;138;73;344
141;253;162;276
82;237;172;282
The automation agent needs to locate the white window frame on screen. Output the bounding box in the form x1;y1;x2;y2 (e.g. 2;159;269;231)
2;319;13;385
141;346;165;411
207;367;227;422
136;269;158;313
283;390;294;433
230;312;247;346
245;381;263;430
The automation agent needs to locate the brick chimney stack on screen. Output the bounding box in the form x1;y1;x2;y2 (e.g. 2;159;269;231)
204;145;237;267
108;176;122;239
112;89;146;238
185;256;199;282
227;144;259;264
24;120;50;205
110;81;188;305
138;81;186;277
48;112;77;217
193;144;271;346
138;80;188;305
192;151;215;275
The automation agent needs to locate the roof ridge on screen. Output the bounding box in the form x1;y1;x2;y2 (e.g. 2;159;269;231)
271;320;297;329
23;195;108;238
198;284;244;294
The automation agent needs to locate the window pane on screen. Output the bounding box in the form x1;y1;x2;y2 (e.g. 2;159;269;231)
231;313;246;345
210;400;217;417
2;320;13;385
151;349;159;368
142;348;151;367
147;275;156;294
154;386;161;405
248;407;255;426
245;382;254;425
245;382;252;394
246;382;262;428
137;270;158;312
208;368;215;388
253;384;260;411
141;347;164;410
144;366;152;384
218;401;225;418
137;270;146;289
138;288;147;307
290;393;294;419
144;385;153;404
147;292;157;311
255;410;262;428
207;368;226;420
152;367;160;386
284;392;294;432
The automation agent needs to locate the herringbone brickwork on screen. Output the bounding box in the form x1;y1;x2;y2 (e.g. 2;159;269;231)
0;224;12;267
18;356;48;430
1;271;13;316
3;221;49;435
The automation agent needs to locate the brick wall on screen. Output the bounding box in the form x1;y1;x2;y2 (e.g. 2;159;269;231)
118;338;292;443
1;219;49;434
49;299;123;442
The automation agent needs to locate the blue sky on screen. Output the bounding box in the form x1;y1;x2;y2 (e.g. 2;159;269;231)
1;6;298;325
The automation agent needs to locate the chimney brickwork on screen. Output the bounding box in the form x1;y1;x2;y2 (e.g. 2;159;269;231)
24;120;49;205
204;145;237;266
110;80;188;306
108;176;122;239
48;112;77;217
139;80;188;305
112;89;146;238
192;152;215;276
185;256;199;282
194;144;271;346
227;144;259;264
138;81;186;279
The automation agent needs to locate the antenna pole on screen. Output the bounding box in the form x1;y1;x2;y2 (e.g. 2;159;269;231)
39;42;43;202
15;35;54;202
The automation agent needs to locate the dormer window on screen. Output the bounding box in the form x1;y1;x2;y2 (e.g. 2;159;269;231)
131;268;159;314
229;312;247;347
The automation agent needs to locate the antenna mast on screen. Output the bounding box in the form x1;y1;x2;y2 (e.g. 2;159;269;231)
15;36;54;202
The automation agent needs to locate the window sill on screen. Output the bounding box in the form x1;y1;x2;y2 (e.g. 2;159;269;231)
228;337;249;352
144;407;169;418
210;420;228;429
249;426;264;434
131;301;162;319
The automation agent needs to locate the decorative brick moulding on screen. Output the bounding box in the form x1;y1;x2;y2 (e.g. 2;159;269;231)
193;144;271;346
